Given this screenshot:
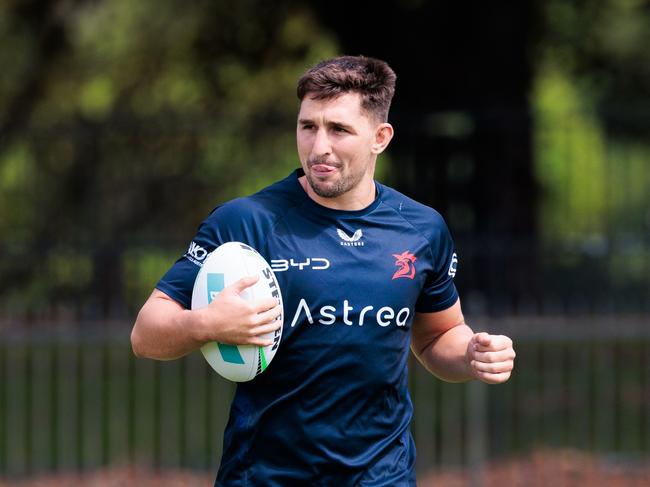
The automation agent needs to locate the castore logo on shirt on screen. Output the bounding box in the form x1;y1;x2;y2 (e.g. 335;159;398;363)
337;228;364;247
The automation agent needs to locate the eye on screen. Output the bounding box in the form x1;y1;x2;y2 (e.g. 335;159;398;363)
333;125;348;133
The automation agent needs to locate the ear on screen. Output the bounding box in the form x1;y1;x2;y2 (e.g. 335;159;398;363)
371;123;394;155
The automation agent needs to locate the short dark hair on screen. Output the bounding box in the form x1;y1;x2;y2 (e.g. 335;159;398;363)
296;55;396;122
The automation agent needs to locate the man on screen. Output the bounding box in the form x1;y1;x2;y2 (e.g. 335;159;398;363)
131;55;515;486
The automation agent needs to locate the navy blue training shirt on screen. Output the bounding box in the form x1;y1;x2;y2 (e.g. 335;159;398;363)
157;169;459;486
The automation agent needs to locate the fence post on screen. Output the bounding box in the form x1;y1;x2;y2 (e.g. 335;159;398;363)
0;341;5;476
467;379;487;487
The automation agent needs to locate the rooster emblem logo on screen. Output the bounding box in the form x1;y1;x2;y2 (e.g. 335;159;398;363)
392;251;417;280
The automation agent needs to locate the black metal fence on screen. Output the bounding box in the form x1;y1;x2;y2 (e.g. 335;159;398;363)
1;316;648;482
1;101;649;484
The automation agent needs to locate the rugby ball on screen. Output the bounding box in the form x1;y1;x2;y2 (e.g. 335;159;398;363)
191;242;283;382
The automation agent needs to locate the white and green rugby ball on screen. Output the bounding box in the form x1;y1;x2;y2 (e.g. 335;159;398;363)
191;242;283;382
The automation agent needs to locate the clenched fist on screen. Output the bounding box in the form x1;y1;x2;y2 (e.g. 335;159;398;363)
467;332;515;384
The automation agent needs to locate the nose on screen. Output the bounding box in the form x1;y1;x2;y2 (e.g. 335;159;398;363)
312;128;332;157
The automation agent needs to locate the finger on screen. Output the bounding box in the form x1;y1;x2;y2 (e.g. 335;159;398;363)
249;320;283;338
474;370;512;385
252;306;283;327
473;332;492;348
472;348;516;364
475;334;513;352
228;275;259;295
471;359;514;375
246;335;275;347
253;297;281;313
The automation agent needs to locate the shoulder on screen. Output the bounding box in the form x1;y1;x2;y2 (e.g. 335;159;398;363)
378;183;452;243
207;172;306;224
248;172;307;215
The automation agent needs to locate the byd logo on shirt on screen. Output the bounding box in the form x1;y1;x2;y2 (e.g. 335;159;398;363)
271;258;330;272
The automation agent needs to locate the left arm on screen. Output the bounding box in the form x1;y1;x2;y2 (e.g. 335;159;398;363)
410;298;515;384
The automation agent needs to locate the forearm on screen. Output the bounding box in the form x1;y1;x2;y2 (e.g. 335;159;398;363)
413;323;475;383
131;281;283;361
131;293;206;360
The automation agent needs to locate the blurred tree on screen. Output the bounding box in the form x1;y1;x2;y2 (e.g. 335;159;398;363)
532;0;650;310
539;0;650;137
1;0;648;320
0;0;338;319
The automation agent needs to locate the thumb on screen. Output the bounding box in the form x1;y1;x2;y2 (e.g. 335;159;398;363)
474;332;492;348
228;275;259;295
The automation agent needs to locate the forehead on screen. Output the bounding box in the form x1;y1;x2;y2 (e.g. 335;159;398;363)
298;92;368;122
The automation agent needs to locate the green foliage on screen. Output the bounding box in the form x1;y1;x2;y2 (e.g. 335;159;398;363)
534;0;650;242
0;143;37;244
0;0;339;317
533;0;650;299
123;247;180;312
541;0;650;97
533;66;609;239
2;0;648;318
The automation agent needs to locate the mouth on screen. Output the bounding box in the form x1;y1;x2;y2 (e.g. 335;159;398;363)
312;164;337;175
308;161;341;177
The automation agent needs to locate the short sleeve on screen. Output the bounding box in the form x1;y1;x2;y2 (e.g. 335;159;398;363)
414;218;459;313
156;209;223;309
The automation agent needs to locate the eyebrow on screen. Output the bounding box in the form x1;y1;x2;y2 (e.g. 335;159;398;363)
298;118;355;131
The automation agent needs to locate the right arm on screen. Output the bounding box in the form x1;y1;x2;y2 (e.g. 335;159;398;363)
131;276;282;360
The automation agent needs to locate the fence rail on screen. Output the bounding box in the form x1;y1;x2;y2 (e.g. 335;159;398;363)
1;316;649;481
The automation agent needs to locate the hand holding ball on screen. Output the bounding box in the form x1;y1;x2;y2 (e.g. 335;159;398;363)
191;242;284;382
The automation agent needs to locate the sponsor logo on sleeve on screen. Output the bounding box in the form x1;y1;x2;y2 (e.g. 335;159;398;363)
448;252;458;278
185;241;209;266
